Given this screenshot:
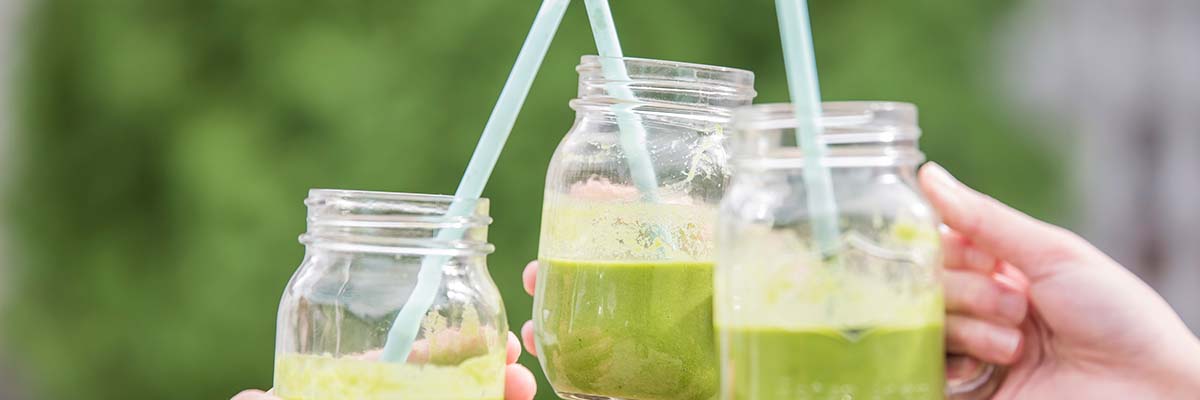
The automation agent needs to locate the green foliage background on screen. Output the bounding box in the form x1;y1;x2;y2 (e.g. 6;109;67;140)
6;0;1060;399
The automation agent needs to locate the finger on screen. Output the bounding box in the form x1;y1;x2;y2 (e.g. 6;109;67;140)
507;331;522;364
231;390;277;400
920;163;1088;279
944;270;1028;326
523;261;539;296
521;320;538;357
945;354;990;388
941;228;1000;274
994;262;1030;293
504;364;538;400
945;315;1023;365
942;231;1032;293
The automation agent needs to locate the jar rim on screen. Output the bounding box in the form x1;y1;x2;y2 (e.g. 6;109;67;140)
733;101;918;132
577;55;757;97
580;55;756;80
730;101;925;167
305;189;492;227
307;189;490;207
302;189;494;256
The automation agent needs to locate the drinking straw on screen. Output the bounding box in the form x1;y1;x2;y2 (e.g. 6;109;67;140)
582;0;660;202
379;0;571;363
581;0;680;251
775;0;840;255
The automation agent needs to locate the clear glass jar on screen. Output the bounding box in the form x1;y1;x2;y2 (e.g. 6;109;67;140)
715;102;996;400
274;190;507;400
533;56;756;400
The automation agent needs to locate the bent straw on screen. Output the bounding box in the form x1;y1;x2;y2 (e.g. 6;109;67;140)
380;0;571;362
582;0;660;202
776;0;840;255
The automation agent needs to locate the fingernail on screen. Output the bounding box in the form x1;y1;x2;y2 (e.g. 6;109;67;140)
926;162;963;191
521;320;539;357
923;163;966;214
507;331;522;363
992;328;1022;359
523;261;539;295
994;271;1025;292
998;291;1028;325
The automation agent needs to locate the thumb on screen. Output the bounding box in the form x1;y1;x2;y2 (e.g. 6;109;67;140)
918;163;1089;280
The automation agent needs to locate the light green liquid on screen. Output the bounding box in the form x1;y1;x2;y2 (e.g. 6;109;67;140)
718;325;944;400
534;259;718;400
273;350;504;400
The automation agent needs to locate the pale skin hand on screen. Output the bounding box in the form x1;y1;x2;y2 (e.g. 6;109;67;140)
918;162;1200;399
519;162;1200;398
231;332;537;400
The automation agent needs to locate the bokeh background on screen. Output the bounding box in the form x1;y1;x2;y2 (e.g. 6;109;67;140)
0;0;1195;399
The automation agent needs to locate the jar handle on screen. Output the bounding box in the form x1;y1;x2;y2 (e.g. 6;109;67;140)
945;353;1004;400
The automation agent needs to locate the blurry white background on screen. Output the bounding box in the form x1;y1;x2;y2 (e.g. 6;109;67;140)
1004;0;1200;332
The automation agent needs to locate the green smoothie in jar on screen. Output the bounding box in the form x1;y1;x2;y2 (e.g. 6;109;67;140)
535;196;723;400
535;56;755;400
715;221;947;400
716;101;960;400
535;259;717;400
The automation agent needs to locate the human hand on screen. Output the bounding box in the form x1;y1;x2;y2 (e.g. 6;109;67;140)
230;331;537;400
920;163;1200;399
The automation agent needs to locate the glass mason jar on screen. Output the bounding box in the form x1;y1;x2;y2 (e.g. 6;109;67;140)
533;56;756;400
274;190;507;400
715;102;998;400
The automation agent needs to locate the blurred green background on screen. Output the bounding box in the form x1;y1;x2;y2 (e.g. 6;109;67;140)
3;0;1060;399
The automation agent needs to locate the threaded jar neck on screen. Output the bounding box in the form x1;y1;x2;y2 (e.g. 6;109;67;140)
731;101;925;168
571;56;756;124
301;190;493;256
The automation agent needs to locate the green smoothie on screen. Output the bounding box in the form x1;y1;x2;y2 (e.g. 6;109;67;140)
533;259;718;400
718;324;944;400
273;349;505;400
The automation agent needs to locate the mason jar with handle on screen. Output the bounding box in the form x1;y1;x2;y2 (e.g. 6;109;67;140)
534;56;756;400
716;102;1000;400
274;190;507;400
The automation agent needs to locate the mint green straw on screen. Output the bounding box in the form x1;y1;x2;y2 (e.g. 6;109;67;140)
583;0;660;202
379;0;571;363
776;0;840;255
